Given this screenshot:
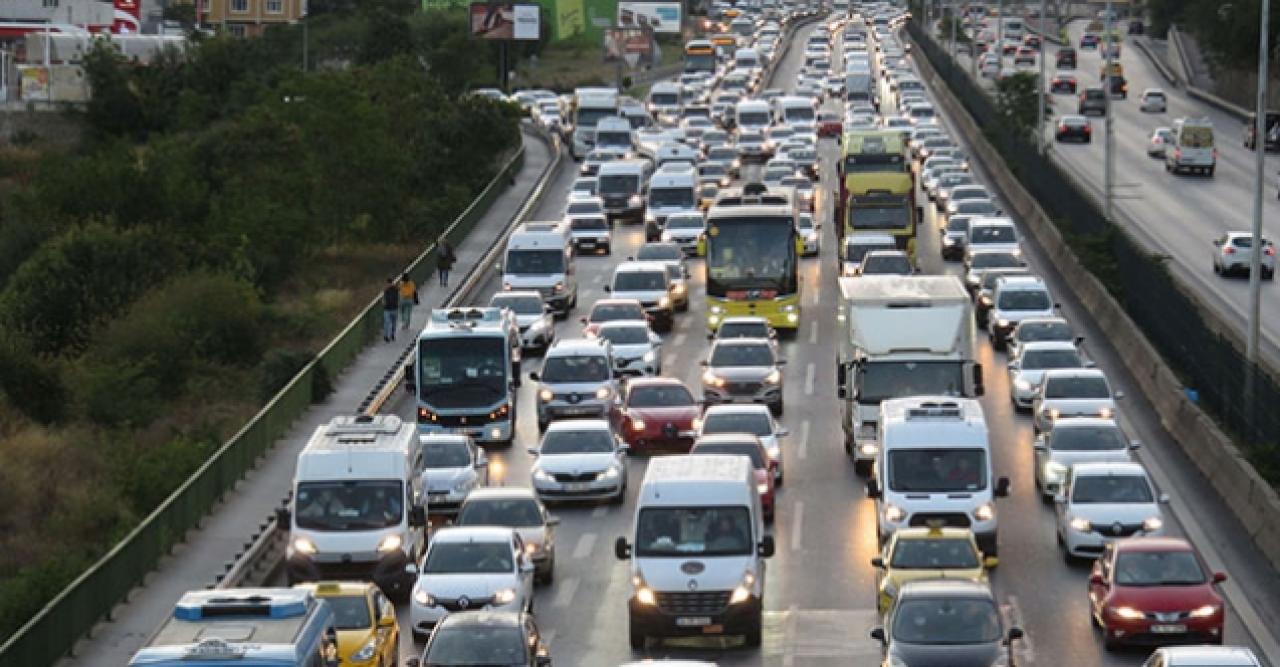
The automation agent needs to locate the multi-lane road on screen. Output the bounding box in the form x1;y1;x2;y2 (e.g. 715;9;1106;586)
339;15;1280;665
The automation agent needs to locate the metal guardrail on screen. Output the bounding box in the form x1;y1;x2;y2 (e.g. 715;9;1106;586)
0;126;532;667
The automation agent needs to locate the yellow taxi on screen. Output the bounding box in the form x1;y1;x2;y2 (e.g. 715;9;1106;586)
294;582;398;667
871;526;997;615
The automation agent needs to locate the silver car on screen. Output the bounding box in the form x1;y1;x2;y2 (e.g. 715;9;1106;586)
797;213;821;256
1009;341;1089;410
490;291;555;352
701;338;786;416
528;419;628;504
1033;417;1137;498
1212;231;1276;279
531;338;618;430
660;212;705;255
1006;317;1079;360
1032;368;1124;433
419;434;488;516
1147;126;1174;157
453;489;559;585
697;404;790;483
595;320;663;377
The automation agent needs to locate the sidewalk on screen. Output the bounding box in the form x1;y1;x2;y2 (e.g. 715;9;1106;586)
57;125;556;667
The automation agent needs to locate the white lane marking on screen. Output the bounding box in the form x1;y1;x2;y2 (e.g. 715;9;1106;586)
572;532;596;560
673;332;687;346
791;501;804;552
591;505;607;518
781;604;798;667
804;363;815;395
798;419;810;460
809;322;819;344
811;288;821;306
552;576;579;608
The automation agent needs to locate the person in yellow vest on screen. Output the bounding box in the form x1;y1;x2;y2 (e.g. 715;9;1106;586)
398;273;418;330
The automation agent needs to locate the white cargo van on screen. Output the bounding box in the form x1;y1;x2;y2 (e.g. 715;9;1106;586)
867;397;1010;556
644;163;699;234
1166;117;1216;176
502;221;578;315
647;81;684;123
282;415;427;600
614;455;775;649
735;99;772;132
597;159;650;223
775;96;817;134
734;47;762;73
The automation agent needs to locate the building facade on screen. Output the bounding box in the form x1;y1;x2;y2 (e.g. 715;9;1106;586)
202;0;305;37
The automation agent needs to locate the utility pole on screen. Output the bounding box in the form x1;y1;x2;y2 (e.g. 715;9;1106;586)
996;0;1004;79
1103;0;1114;220
1037;0;1047;151
1246;0;1270;404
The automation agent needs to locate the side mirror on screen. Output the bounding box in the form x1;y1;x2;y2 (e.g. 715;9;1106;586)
1089;573;1105;586
493;261;503;273
615;537;631;560
870;627;886;643
579;316;588;325
476;453;490;468
870;556;885;568
521;559;536;573
758;535;776;558
776;427;790;436
404;561;419;575
1033;440;1046;451
547;516;561;527
1006;626;1025;642
983;556;999;569
410;505;427;527
995;476;1011;497
275;506;292;527
603;285;612;293
528;372;540;381
1213;571;1228;584
972;363;985;396
378;612;397;628
699;360;709;366
1007;361;1020;371
1159;493;1171;504
1114;391;1125;400
776;359;787;366
866;479;881;498
535;656;552;667
1129;440;1142;450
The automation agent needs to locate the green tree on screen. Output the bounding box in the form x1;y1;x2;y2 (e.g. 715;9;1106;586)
995;72;1041;141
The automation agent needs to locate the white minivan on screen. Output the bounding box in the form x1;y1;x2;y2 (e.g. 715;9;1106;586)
868;397;1010;557
1166;117;1216;176
614;455;775;650
502;221;577;316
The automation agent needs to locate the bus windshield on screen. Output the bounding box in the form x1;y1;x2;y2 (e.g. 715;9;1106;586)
705;217;797;295
843;153;907;174
417;337;508;408
685;52;717;73
849;197;912;230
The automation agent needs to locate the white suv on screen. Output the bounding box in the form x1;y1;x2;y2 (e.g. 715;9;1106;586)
988;275;1056;350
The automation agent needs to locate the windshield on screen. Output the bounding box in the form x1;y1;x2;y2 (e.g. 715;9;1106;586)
858;362;965;403
1049;424;1126;451
997;290;1051;310
417;337;508;408
706;218;797;294
599;325;651;346
1180;126;1213;148
888;449;988;492
862;254;913;274
892;598;1000;644
599;175;640;194
613;270;667;291
541;428;614;454
1072;475;1153;503
295;481;403;531
424;541;513;574
890;538;981;569
667;216;704;230
456;498;543;527
693;442;766;468
629;385;695;407
506;248;564;275
589;303;644;322
710;343;774;367
785;107;816;121
843;153;907;174
541;354;611;383
685;53;717;72
1114;551;1206;586
573;179;597;195
947;218;970;233
971;225;1015;243
327;596;373;631
709;147;737;162
850;198;912;230
570;217;608;231
576;107;614;128
596;131;632;148
1044;376;1110;399
423;439;472;468
650;93;679;105
566;201;602;215
972;252;1023;269
702;412;772;436
649;187;696;208
739;111;771;126
425;626;526;665
636;506;753;557
1017;321;1072;342
490;295;542;315
1021;349;1083;370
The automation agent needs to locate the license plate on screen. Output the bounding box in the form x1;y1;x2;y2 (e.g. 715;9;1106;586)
565;482;591;492
701;624;724;634
562;408;593;416
676;617;712;627
580;241;595;247
1151;624;1186;634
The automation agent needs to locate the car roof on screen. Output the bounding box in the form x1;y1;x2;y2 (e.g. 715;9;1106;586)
1015;316;1069;328
597;319;651;331
1113;536;1194;553
1070;461;1147;477
1019;341;1080;352
712;337;774;348
548;338;609;355
614;261;670;275
1041;368;1106;380
463;487;540;502
897;578;995;599
893;526;975;540
591;298;643;310
432;525;517;542
1050;416;1120;429
435;609;524;629
703;403;772;416
544;418;611;433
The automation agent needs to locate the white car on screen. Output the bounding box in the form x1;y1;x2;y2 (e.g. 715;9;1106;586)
1139;88;1167;112
489;291;556;352
1147;126;1174;157
408;526;535;641
1033;368;1124;433
697;404;790;483
1008;341;1089;410
594;319;663;376
1033;417;1138;498
797;213;821;256
1055;462;1166;560
566;213;612;255
453;488;558;584
660;212;705;254
1145;646;1263;667
528;419;628;503
419;434;488;516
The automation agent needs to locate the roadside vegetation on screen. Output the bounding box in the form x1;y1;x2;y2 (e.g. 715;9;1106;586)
0;0;519;641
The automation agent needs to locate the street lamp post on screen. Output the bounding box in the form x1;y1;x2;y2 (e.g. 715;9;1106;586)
996;0;1004;80
1103;0;1114;221
1037;0;1046;152
1246;0;1270;404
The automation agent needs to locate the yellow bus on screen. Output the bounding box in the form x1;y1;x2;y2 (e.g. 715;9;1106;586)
703;184;802;332
836;130;917;258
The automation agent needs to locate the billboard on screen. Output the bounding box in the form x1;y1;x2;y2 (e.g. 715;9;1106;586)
604;27;653;60
617;1;681;34
470;2;542;40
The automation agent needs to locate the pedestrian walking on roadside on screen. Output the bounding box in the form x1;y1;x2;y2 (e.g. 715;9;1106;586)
382;277;399;342
398;273;418;330
438;238;457;287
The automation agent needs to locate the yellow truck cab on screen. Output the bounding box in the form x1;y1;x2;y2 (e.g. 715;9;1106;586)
871;525;996;615
293;582;399;667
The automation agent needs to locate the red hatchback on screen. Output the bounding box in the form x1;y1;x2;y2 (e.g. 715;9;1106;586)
1088;537;1227;650
580;298;647;337
817;111;843;138
611;377;700;454
690;434;775;522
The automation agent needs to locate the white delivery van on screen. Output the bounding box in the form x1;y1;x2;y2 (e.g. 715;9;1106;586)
282;415;427;600
614;454;775;649
597;159;651;223
1166;117;1216;176
867;397;1010;557
645;163;699;234
775;95;818;134
572;87;620;159
734;47;762;73
647;81;684;124
502;221;578;315
736;99;772;133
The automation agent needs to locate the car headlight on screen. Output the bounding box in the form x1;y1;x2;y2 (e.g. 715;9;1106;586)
702;370;726;387
764;369;782;384
413;587;435;607
974;502;995;522
884;503;905;523
493;587;517;605
996;318;1010;328
729;570;757;604
630;419;647;432
643;350;656;363
1098;406;1114;419
1014;379;1032;392
351;637;379;661
1070;517;1092;533
292;537;318;555
1188;604;1220;618
781;304;797;313
524;541;541;556
632;574;657;605
1044;461;1068;483
842;265;856;276
658;295;672;308
552;282;565;293
601;465;621;479
595;386;612;400
709;305;725;315
661;231;673;241
533;467;553;482
376;534;403;553
1142;516;1164;532
629;194;643;207
1112;606;1146;620
1047;408;1061;421
539;389;554;402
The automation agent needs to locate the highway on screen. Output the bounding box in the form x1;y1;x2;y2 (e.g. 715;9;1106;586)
948;19;1280;366
341;14;1280;666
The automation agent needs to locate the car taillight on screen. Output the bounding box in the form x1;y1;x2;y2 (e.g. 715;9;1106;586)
1084;125;1092;133
1266;246;1276;256
1174;149;1182;158
1224;246;1236;254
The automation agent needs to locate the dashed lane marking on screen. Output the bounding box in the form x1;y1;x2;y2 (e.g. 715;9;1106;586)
571;532;596;560
551;576;578;608
797;419;810;460
791;502;804;552
804;363;815;395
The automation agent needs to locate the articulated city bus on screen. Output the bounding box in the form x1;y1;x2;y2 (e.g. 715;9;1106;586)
702;184;802;332
836;130;917;259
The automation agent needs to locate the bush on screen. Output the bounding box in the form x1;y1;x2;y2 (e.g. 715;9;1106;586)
0;334;67;424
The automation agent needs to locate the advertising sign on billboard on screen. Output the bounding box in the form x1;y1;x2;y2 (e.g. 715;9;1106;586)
603;27;653;61
616;1;681;34
470;2;542;40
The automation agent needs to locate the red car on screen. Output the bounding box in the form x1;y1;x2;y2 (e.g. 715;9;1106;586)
580;298;647;337
611;377;700;454
1051;74;1079;94
817;111;843;138
690;434;775;522
1022;34;1041;50
1088;537;1227;651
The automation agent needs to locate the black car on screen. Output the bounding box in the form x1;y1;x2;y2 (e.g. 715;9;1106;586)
1056;47;1077;68
872;580;1024;667
408;610;551;667
1077;87;1107;115
1055;115;1092;143
1107;74;1128;98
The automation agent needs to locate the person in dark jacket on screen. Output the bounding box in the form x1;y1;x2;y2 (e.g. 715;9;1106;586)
438;239;457;287
382;277;400;342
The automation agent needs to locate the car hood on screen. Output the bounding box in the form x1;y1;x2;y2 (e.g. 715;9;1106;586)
422;467;475;493
512;313;544;328
888;641;1003;667
540;380;610;396
711;366;775;382
629;405;700;424
418;572;519;598
1111;583;1219;612
534;452;617;475
1068;502;1160;526
636;555;756;591
1038;398;1116;418
611;342;654;361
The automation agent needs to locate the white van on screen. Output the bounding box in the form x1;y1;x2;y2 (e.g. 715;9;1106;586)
1166;117;1216;176
775;95;817;134
502;221;578;316
614;454;775;649
867;397;1010;557
597;159;651;223
647;81;684;123
282;415;427;600
735;99;773;133
734;47;762;73
645;163;699;232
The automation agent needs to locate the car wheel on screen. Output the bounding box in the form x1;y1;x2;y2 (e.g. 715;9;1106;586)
1214;261;1221;274
603;244;611;255
629;623;646;650
1207;166;1216;177
1265;268;1275;280
744;614;764;648
770;401;784;417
